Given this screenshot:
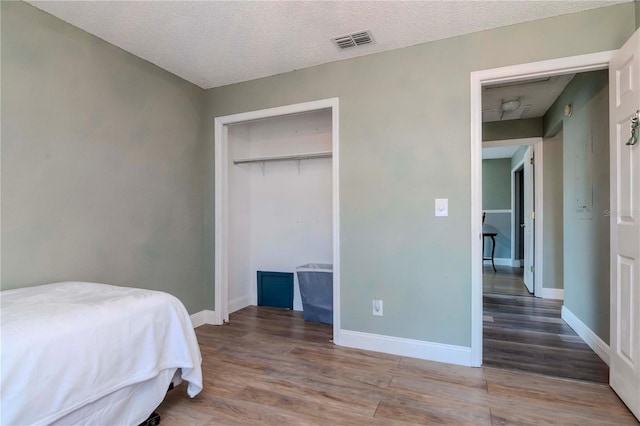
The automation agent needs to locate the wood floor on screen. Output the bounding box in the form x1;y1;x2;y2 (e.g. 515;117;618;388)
156;306;636;425
483;265;532;297
483;266;610;383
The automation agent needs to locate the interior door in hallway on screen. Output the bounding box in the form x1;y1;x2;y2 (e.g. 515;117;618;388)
609;27;640;421
523;146;534;294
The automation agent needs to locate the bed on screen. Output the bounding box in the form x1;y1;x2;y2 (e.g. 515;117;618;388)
1;281;203;426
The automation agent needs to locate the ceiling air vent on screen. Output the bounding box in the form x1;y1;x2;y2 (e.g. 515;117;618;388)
332;30;373;50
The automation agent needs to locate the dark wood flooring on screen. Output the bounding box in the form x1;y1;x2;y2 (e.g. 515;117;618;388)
483;265;532;296
156;306;636;425
483;266;610;383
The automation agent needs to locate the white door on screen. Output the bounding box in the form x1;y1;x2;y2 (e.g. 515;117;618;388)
523;146;534;293
609;28;640;421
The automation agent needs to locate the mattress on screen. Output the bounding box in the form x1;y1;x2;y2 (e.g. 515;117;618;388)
1;282;203;426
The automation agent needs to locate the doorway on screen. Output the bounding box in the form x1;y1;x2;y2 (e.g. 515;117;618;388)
478;70;613;382
481;142;533;296
481;137;542;297
470;51;613;367
213;98;341;342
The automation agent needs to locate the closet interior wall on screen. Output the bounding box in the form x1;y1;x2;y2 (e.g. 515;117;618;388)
227;110;332;312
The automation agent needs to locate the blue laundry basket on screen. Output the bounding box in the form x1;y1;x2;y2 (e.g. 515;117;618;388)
296;263;333;324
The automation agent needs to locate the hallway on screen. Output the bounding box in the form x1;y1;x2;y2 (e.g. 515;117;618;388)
483;266;609;383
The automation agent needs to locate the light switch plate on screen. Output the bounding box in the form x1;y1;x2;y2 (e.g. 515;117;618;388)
435;198;448;216
373;299;383;316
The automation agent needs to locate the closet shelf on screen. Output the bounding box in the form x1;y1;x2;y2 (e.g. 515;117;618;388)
233;151;332;165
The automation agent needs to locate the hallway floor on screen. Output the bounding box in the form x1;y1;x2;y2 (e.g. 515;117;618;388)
483;266;609;383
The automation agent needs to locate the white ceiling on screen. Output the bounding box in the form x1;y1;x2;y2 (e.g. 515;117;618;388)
482;145;520;160
27;1;627;90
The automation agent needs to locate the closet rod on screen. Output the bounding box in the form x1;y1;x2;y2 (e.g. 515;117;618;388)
233;151;332;165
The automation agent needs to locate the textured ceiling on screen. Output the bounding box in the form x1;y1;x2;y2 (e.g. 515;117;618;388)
482;74;575;122
28;1;627;89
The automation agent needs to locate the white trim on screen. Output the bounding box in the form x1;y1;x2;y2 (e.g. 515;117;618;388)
511;259;522;267
190;310;217;328
331;100;341;344
533;141;544;298
540;287;564;300
483;137;542;148
470;65;484;367
228;295;253;314
487;258;516;267
214;98;341;339
213;115;226;325
483;209;511;214
470;50;615;367
561;306;610;366
338;330;472;366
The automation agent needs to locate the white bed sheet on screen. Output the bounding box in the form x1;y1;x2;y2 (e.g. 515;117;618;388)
50;367;178;426
1;282;203;426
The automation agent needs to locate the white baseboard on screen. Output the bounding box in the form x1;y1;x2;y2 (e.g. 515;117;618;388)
190;310;217;328
338;330;472;367
483;258;513;267
228;295;252;314
511;259;522;267
540;288;564;300
561;306;610;366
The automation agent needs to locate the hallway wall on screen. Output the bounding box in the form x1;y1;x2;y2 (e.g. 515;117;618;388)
544;70;610;343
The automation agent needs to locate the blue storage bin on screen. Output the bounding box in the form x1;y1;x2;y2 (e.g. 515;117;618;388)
257;271;294;310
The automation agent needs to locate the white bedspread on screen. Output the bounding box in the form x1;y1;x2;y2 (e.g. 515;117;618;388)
1;282;203;426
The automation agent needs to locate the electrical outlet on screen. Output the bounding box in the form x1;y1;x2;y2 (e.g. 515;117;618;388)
373;299;383;316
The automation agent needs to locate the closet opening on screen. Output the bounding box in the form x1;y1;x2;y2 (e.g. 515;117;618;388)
214;98;340;342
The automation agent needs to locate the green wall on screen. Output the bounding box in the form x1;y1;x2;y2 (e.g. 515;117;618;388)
542;132;564;290
544;70;609;137
482;159;511;210
511;145;528;169
544;71;610;342
1;2;208;313
483;118;543;142
1;1;632;348
482;159;512;260
204;5;634;346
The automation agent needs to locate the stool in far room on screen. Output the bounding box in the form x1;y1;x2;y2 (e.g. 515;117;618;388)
482;212;497;272
482;232;498;272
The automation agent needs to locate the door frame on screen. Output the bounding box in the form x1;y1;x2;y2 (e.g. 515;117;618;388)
470;51;614;366
213;98;341;343
483;137;543;296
